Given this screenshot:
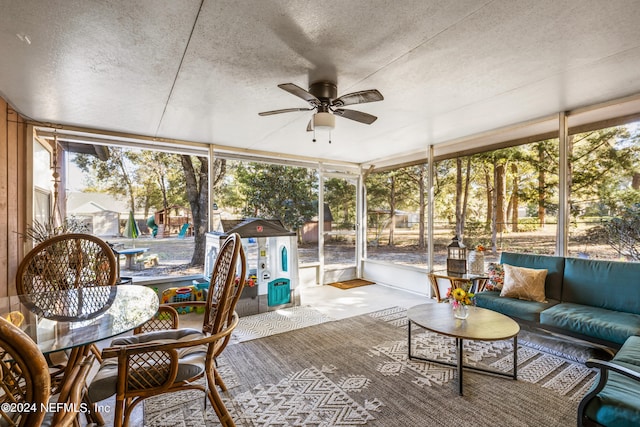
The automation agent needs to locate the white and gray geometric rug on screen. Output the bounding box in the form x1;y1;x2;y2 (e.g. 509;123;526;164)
230;305;334;344
145;306;595;426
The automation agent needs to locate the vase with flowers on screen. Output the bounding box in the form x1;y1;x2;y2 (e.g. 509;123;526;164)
468;244;486;275
446;285;475;319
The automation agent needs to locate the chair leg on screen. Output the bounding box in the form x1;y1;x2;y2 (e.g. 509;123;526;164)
113;396;125;427
215;369;228;392
207;369;235;427
83;394;105;426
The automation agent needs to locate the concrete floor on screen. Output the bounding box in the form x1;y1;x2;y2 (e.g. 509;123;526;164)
87;283;430;426
299;283;430;319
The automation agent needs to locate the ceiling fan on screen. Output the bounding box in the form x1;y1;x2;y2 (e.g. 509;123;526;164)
258;81;383;132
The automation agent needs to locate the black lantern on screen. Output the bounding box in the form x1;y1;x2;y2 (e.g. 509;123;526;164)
447;235;466;276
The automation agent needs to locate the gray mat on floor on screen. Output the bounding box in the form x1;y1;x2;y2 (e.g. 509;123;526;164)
517;323;615;363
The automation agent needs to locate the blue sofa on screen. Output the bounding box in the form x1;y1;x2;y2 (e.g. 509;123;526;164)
578;336;640;426
474;252;640;348
474;252;640;427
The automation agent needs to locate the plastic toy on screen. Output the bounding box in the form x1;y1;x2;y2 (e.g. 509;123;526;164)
161;285;206;314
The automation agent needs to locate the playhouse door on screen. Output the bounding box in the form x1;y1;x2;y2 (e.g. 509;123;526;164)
322;175;357;275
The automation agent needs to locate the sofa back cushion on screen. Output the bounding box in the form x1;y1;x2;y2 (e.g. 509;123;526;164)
500;252;565;301
563;257;640;314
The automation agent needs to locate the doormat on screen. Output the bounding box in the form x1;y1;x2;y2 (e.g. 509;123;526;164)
328;278;375;290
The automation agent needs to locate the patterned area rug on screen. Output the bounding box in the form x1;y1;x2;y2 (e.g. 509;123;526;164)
230;305;334;344
144;306;595;426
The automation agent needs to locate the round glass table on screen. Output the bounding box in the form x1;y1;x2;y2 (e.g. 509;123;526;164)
0;285;159;355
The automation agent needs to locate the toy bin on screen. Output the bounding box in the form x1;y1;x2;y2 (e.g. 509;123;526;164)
161;285;206;314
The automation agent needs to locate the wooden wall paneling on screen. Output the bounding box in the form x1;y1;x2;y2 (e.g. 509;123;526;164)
6;108;24;296
6;107;17;296
0;100;28;297
0;98;8;297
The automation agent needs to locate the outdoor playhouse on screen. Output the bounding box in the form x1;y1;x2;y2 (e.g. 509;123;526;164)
205;218;299;316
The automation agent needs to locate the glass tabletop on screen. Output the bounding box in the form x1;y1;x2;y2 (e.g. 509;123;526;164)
0;285;159;354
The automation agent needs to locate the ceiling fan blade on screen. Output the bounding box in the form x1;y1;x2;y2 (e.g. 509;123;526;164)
333;89;383;107
333;109;378;124
278;83;321;107
258;107;312;116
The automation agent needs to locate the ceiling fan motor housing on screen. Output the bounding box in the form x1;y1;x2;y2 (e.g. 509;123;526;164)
309;81;337;104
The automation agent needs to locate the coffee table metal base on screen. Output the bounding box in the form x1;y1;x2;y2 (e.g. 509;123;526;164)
407;320;518;396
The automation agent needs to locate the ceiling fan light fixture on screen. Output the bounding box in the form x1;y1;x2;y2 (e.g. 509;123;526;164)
313;112;335;131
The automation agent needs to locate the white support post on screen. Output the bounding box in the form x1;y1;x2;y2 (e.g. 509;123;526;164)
427;145;434;272
318;165;325;285
557;112;568;256
355;167;364;278
208;145;215;233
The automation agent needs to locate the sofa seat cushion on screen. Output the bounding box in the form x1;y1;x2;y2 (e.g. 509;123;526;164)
584;336;640;426
585;370;640;427
474;291;559;322
88;328;206;403
540;303;640;345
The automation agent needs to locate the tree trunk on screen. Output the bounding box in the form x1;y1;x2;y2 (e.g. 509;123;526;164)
455;158;463;238
156;170;169;235
484;166;493;231
567;135;574;219
418;164;426;249
632;172;640;190
115;154;135;213
460;157;471;241
511;163;519;232
538;143;546;227
181;155;209;266
496;163;506;233
491;159;498;251
388;175;396;245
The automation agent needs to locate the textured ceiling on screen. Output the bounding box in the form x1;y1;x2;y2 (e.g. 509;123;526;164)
2;0;640;165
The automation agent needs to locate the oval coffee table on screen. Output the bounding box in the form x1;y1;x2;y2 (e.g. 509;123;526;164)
407;303;520;395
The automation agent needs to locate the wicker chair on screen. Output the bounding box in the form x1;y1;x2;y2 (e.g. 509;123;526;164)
0;316;96;427
131;240;247;392
16;233;118;297
16;233;118;322
0;316;51;426
88;233;246;427
15;233;117;397
133;305;180;334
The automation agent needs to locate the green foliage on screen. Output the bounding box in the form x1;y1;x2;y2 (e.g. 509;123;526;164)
22;216;89;244
74;149;191;214
595;203;640;261
74;148;136;210
324;178;356;229
570;127;640;216
517;217;540;232
234;163;317;231
128;151;188;212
